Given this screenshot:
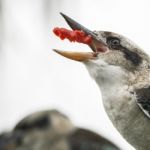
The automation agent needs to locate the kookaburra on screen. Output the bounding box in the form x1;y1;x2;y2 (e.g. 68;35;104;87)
0;109;120;150
53;13;150;150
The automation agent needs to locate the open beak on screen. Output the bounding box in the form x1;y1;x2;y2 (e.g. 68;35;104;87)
53;13;108;62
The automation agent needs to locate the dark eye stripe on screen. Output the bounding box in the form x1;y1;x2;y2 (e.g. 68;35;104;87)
14;115;50;131
121;47;142;66
106;36;142;66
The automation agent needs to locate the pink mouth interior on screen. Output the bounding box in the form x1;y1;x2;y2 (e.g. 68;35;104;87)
96;47;107;52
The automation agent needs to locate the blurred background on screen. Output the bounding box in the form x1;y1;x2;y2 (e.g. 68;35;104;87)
0;0;150;149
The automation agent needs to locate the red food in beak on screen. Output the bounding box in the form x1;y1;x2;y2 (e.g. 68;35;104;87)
53;27;92;44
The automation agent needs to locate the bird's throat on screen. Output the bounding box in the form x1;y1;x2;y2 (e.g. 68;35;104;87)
85;59;131;124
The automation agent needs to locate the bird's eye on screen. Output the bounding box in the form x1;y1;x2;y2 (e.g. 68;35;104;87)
107;37;120;49
110;39;120;45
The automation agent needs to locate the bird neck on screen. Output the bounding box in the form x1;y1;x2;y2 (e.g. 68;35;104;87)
85;59;150;112
94;65;150;121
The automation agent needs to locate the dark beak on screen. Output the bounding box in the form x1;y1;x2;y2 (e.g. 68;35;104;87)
60;12;107;52
53;13;108;62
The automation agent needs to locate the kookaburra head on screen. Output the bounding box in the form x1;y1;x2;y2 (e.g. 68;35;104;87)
54;13;150;150
13;110;75;150
0;109;120;150
14;109;74;137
